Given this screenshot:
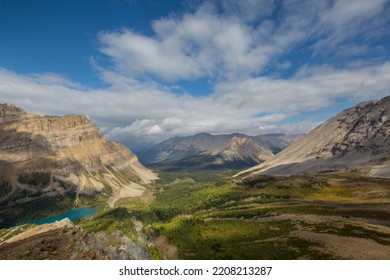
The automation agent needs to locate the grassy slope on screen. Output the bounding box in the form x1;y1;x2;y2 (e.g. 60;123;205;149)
129;170;390;259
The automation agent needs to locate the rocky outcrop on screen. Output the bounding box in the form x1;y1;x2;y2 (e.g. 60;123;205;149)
0;219;149;260
239;96;390;177
0;103;25;118
0;104;157;208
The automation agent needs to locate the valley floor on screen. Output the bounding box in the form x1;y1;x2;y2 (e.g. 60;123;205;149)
2;170;390;259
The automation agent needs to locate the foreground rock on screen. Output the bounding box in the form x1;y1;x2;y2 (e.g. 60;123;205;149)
0;219;149;260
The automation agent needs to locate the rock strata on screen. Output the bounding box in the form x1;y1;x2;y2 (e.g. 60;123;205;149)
0;103;157;209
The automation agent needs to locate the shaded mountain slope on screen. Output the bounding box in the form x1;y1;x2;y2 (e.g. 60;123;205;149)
239;96;390;177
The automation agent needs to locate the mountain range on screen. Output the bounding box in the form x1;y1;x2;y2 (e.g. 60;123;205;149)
239;96;390;178
137;132;301;171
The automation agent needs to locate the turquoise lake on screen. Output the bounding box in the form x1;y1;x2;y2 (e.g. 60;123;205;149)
23;207;99;225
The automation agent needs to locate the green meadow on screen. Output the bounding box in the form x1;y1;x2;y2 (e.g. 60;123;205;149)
84;170;390;259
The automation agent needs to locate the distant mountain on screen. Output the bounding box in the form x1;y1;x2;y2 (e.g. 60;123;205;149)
0;104;157;226
239;96;390;177
137;132;301;171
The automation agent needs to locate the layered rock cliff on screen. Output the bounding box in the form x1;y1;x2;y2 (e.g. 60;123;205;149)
0;104;157;209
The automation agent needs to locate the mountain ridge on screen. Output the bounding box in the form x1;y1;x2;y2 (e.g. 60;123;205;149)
137;132;301;170
238;96;390;177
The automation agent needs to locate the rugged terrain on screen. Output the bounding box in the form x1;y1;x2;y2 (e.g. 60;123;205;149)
0;103;157;226
138;133;300;170
239;96;390;177
0;218;148;259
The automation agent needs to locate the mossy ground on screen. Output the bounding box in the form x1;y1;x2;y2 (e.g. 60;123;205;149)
76;207;138;241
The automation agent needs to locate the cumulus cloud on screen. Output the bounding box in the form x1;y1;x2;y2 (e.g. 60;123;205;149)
98;0;389;83
2;62;390;147
98;1;293;81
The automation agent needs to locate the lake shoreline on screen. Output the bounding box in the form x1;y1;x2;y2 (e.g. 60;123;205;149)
18;206;100;226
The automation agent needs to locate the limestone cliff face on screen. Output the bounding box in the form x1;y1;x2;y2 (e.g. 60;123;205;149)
0;104;157;207
240;96;390;177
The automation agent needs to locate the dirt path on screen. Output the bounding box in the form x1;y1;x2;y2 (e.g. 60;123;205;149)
132;217;179;260
153;235;179;260
293;230;390;259
133;219;152;246
260;213;390;228
206;213;390;259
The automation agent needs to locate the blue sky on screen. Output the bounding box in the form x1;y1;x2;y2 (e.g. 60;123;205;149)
1;0;390;148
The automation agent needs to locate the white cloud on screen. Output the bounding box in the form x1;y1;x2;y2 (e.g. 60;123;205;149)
97;1;296;81
108;119;163;139
97;0;389;83
1;62;390;147
320;0;387;26
311;0;389;55
99;30;201;80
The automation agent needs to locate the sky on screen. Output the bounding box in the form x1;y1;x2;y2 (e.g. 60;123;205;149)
1;0;390;150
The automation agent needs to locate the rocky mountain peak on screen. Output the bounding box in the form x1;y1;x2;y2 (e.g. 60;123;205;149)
138;133;301;169
0;103;26;118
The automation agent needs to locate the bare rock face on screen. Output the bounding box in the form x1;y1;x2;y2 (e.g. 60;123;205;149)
0;103;26;118
240;96;390;177
0;104;157;208
0;219;149;260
